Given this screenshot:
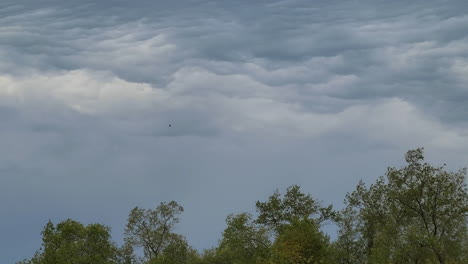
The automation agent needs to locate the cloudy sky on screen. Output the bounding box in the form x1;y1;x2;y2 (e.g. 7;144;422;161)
1;0;468;262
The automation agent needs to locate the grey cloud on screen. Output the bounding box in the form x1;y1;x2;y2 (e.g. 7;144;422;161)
1;0;468;262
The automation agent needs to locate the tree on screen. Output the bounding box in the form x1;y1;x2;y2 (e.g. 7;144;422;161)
256;185;335;232
271;219;332;264
197;248;219;264
114;242;139;264
17;219;116;264
255;185;337;264
383;148;468;263
339;148;468;264
332;205;365;264
150;234;200;264
124;201;184;263
217;213;271;264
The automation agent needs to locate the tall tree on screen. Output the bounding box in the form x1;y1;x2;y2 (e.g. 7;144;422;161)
255;185;335;233
255;185;336;264
332;205;365;264
114;241;139;264
217;213;271;264
17;219;116;264
271;219;332;264
124;201;184;263
150;234;200;264
338;148;468;264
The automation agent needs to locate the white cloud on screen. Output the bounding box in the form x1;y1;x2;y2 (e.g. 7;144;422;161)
2;1;468;262
0;70;169;114
1;66;467;148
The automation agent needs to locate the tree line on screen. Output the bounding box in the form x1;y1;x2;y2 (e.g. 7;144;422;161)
18;149;468;264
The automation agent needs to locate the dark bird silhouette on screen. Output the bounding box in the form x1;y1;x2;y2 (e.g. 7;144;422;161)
169;124;172;127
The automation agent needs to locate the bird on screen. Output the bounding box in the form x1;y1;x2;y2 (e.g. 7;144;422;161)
169;124;172;127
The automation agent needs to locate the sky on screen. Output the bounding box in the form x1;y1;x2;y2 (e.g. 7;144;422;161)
1;0;468;262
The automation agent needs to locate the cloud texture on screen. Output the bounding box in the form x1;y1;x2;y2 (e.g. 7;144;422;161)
1;0;468;262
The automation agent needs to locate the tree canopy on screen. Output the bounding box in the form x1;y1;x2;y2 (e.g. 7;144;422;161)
19;148;468;264
335;148;468;264
124;201;185;263
18;219;116;264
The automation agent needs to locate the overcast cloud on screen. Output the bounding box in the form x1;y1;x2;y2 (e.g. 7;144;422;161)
1;0;468;262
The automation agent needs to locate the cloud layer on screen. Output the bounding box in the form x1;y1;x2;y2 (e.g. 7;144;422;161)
1;0;468;262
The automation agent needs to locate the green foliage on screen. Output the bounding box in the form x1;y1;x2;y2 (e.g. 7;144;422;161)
114;242;139;264
256;185;335;232
18;148;468;264
336;148;468;264
150;235;200;264
217;213;271;264
17;219;116;264
272;219;332;264
124;201;184;263
332;206;365;264
197;248;219;264
255;185;338;264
